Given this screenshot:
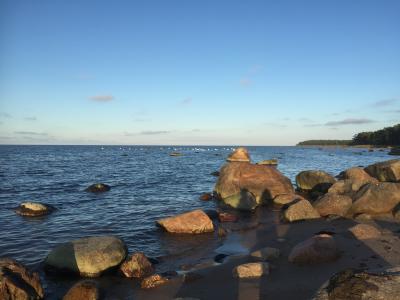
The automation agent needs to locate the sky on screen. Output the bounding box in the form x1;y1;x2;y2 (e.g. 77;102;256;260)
0;0;399;145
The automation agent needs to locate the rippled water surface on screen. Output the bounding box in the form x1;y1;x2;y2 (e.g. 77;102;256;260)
0;145;390;269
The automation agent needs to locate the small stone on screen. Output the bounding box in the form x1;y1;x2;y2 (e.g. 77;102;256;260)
156;209;214;234
63;280;99;300
257;159;278;166
250;247;280;261
199;193;213;201
15;202;54;217
140;274;169;289
170;152;183;156
348;224;381;240
85;183;110;193
119;252;154;278
233;262;269;278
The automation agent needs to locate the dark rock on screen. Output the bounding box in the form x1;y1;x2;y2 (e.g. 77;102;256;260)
119;252;154;278
210;171;220;177
140;274;169;289
85;183;111;193
218;212;238;222
214;254;228;263
63;280;99;300
296;170;336;192
199;193;213;201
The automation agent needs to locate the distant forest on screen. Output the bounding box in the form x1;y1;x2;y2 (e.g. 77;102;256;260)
298;123;400;146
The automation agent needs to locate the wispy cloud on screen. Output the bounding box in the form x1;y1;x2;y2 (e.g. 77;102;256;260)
179;97;192;105
89;95;114;102
239;65;263;87
239;78;252;87
24;116;37;121
298;118;313;123
304;124;323;127
14;131;48;136
0;112;12;118
372;98;399;107
140;130;170;135
324;118;375;126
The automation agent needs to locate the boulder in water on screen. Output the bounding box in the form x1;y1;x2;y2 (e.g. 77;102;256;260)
0;258;44;299
199;193;213;201
119;252;154;278
226;147;250;162
232;262;269;278
283;199;320;222
44;236;127;277
63;280;99;300
257;159;278;166
295;170;336;192
156;209;214;234
221;190;258;211
15;202;54;217
288;234;340;265
85;183;111;193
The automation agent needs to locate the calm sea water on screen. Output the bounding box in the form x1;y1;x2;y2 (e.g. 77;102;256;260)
0;145;390;269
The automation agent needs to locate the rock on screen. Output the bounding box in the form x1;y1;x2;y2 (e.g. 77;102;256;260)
15;202;54;217
218;212;238;223
63;280;99;300
389;147;400;156
44;236;127;277
327;179;369;197
210;171;220;177
119;252;154;278
214;161;294;205
350;182;400;215
365;159;400;182
221;190;258;211
337;167;378;184
85;183;110;193
250;247;280;261
140;274;169;289
156;209;214;234
313;193;352;217
348;224;381;240
283;199;320;222
257;159;278;166
170;152;183;157
232;262;269;278
217;227;228;237
313;267;400;300
273;194;301;205
295;170;336;192
0;258;44;300
226;147;250;162
288;234;340;265
199;193;213;201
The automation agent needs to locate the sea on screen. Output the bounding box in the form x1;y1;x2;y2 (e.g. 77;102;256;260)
0;145;391;297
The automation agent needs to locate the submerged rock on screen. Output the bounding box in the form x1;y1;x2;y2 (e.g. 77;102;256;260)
288;234;340;265
210;171;220;177
348;224;381;240
313;193;352;217
313;267;400;300
44;236;127;277
63;280;99;300
350;182;400;215
233;262;269;278
0;258;44;299
257;159;278;166
283;199;320;222
156;209;214;234
226;147;251;162
296;170;336;192
215;159;294;205
250;247;280;261
170;152;183;157
140;274;169;289
15;202;54;217
221;190;257;211
364;159;400;182
85;183;111;193
199;193;213;201
119;252;154;278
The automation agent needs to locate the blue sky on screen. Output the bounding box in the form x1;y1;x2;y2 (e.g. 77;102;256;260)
0;0;399;145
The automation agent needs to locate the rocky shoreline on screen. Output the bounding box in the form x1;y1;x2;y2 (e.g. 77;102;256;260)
2;147;400;299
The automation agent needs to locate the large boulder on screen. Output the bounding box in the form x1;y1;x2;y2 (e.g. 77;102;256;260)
313;193;352;217
63;280;99;300
350;182;400;215
288;234;340;265
44;236;127;277
226;147;251;162
348;224;381;240
156;209;214;234
283;199;320;222
328;179;369;197
313;267;400;300
364;159;400;182
214;162;294;205
337;167;378;184
0;258;44;300
232;262;269;278
15;202;54;217
221;190;257;211
296;170;336;192
119;252;154;278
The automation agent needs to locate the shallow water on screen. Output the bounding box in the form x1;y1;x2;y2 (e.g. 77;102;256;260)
0;145;391;297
